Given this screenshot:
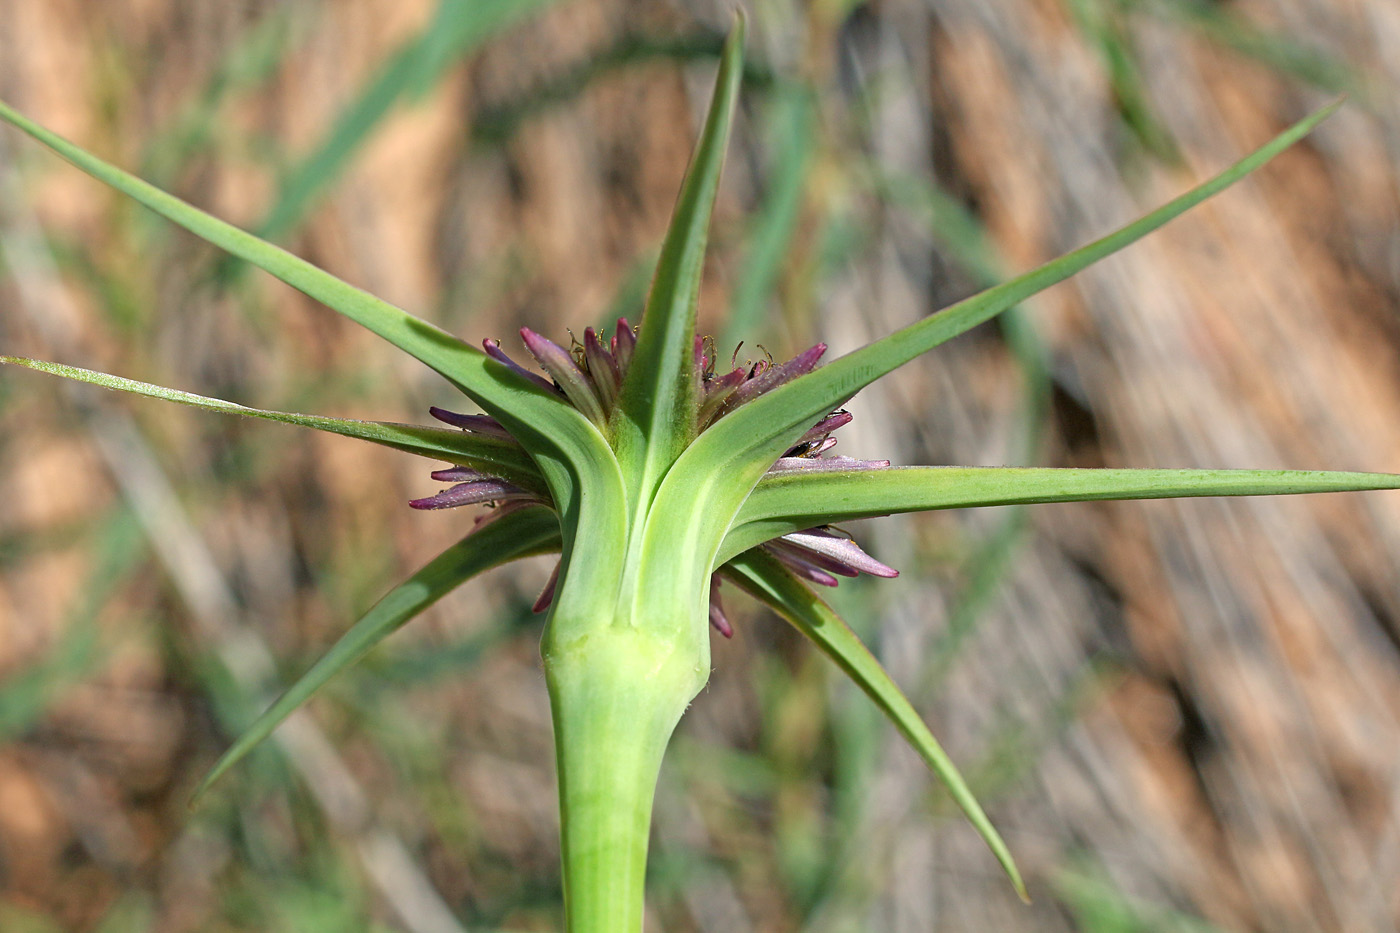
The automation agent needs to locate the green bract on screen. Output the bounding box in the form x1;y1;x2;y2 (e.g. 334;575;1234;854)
2;16;1394;932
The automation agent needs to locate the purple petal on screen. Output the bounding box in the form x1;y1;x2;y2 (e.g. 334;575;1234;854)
794;411;853;444
583;326;619;408
765;546;841;587
521;328;607;424
767;456;891;474
429;466;488;482
429;407;515;440
409;479;535;510
483;338;556;393
708;576;733;638
707;367;747;396
765;539;858;579
533;559;560;613
779;528;899;578
719;343;826;415
697;367;748;426
612;318;636;374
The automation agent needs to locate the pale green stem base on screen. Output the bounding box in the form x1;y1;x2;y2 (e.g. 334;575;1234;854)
545;625;705;933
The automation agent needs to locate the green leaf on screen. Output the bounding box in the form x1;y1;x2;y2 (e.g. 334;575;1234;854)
193;505;561;801
668;101;1342;536
722;549;1028;903
612;16;745;507
1;356;544;492
720;466;1400;561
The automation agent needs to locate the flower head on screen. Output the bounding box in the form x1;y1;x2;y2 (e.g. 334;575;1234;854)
422;323;897;634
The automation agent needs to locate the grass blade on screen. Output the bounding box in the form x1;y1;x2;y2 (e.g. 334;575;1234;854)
193;505;562;801
720;84;816;350
723;549;1028;902
259;0;560;241
1;356;544;490
1124;0;1367;103
721;466;1400;560
612;16;744;502
470;31;749;148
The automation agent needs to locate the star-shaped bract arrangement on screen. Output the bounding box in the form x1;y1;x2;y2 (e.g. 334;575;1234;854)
3;19;1396;925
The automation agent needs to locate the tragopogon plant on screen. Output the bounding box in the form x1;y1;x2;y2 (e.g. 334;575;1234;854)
3;19;1395;932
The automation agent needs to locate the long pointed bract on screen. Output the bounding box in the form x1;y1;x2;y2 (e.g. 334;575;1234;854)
612;17;744;508
720;465;1400;562
1;356;545;490
193;506;561;801
723;550;1028;903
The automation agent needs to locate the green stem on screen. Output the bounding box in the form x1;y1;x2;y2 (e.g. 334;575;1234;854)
544;623;706;932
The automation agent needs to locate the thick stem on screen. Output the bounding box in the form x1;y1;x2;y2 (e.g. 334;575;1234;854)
544;625;706;933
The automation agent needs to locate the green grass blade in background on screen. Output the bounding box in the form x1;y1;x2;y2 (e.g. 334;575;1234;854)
258;0;561;242
681;102;1340;493
141;3;303;187
1066;0;1181;163
723;550;1028;902
722;466;1400;560
613;17;744;501
1054;862;1226;933
0;510;145;740
0;356;545;490
193;505;562;801
1123;0;1367;103
470;32;747;148
720;84;816;350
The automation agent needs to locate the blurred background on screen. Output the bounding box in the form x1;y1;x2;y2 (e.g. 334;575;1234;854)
2;0;1400;930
